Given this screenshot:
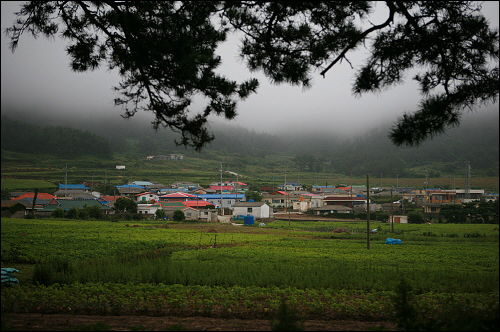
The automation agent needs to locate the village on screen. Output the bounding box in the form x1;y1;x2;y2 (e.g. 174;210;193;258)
2;174;498;224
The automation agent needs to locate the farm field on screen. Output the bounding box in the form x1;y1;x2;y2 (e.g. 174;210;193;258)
2;151;498;192
1;217;498;331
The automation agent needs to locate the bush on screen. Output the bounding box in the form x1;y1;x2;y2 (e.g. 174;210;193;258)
173;210;185;222
51;208;65;218
270;297;304;331
408;211;425;224
155;209;166;220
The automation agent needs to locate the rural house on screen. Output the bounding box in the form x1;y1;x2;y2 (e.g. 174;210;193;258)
292;193;323;213
381;202;405;214
159;192;199;202
196;193;245;210
136;192;159;203
232;201;273;220
1;200;30;218
277;181;302;191
311;205;353;215
40;198;113;216
323;195;375;212
137;202;162;215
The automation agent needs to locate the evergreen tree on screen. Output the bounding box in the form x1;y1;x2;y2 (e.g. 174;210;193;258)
6;2;498;149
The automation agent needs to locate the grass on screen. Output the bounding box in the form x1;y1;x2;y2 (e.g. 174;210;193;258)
2;151;499;192
0;178;57;190
1;218;498;328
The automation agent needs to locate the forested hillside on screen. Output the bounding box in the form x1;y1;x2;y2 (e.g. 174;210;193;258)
1;116;112;159
1;109;498;177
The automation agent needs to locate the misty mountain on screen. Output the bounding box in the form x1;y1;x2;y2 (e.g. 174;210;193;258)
1;107;498;177
1;116;112;158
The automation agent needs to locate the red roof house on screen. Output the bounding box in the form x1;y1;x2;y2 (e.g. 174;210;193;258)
12;193;56;201
182;200;215;208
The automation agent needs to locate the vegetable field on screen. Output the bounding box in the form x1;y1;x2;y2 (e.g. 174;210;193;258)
1;218;498;328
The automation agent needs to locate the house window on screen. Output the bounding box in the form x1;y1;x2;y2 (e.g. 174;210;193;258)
247;208;253;213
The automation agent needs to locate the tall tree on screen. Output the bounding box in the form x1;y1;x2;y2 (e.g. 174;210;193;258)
6;1;498;149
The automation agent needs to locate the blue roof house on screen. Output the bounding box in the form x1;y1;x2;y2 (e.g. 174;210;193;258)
58;184;90;190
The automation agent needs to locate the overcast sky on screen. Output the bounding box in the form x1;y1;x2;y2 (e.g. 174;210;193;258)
1;1;498;137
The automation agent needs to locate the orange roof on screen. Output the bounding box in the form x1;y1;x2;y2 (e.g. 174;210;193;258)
100;195;123;201
12;193;56;200
210;185;234;191
182;200;215;208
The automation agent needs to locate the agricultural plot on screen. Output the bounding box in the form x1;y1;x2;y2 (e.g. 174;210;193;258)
1;218;498;328
0;178;57;190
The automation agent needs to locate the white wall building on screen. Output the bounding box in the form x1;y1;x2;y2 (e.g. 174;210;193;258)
232;201;273;219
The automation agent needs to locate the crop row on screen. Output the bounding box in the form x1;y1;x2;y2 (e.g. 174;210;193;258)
2;282;498;322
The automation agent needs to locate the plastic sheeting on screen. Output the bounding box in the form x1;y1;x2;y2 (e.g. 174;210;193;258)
385;238;402;244
1;268;20;287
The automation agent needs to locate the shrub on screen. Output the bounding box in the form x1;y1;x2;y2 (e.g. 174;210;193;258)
270;297;304;331
51;208;65;218
173;210;185;222
408;211;425;224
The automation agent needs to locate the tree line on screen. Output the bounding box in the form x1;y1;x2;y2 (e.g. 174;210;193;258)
1;116;112;159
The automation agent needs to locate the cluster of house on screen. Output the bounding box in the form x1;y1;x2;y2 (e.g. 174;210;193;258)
145;154;184;161
2;178;497;222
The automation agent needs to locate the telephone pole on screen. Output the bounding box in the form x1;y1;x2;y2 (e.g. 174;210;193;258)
390;188;394;233
464;161;471;200
366;174;370;250
219;163;223;215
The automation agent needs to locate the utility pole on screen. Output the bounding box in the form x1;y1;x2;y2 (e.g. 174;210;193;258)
284;168;287;213
220;163;223;215
390;188;394;233
464;161;471;200
366;175;370;250
350;166;353;197
424;169;428;190
65;164;68;198
31;188;38;218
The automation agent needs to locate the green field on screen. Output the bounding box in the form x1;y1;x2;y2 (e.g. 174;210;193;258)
0;178;57;190
1;218;498;329
2;150;499;192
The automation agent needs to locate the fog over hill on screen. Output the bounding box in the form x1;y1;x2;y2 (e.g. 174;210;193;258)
2;105;498;177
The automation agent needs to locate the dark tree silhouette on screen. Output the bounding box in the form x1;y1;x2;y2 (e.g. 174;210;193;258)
5;1;498;149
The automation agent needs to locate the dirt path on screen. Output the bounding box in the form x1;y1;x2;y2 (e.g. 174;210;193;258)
272;213;356;222
1;313;397;331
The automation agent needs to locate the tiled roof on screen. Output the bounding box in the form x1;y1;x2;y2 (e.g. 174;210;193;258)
100;196;122;201
160;192;198;198
232;201;267;207
58;184;90;190
115;184;145;188
131;181;154;186
197;194;245;199
324;196;367;201
182;200;215;207
312;205;353;211
12;193;56;200
159;202;186;207
209;185;234;191
42;199;111;211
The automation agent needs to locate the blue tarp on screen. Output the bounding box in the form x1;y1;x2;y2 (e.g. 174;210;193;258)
1;268;20;287
385;238;402;244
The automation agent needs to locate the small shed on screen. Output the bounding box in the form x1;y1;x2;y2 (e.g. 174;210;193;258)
389;215;408;224
232;201;273;219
